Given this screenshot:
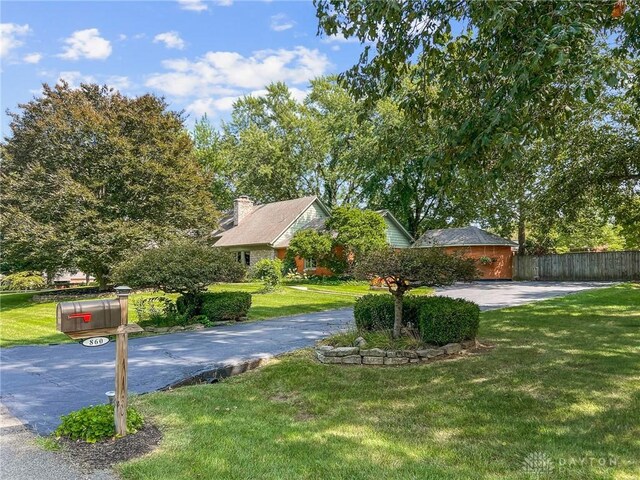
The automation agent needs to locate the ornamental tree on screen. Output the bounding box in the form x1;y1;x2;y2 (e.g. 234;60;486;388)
355;248;477;338
112;239;246;298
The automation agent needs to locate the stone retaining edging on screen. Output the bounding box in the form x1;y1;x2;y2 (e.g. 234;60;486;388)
315;340;476;366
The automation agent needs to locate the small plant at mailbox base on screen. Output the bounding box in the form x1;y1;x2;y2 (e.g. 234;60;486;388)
55;404;143;443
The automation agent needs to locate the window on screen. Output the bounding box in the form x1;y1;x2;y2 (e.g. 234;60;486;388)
235;251;251;266
303;258;317;270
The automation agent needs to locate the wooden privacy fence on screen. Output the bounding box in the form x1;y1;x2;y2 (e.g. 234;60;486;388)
513;251;640;281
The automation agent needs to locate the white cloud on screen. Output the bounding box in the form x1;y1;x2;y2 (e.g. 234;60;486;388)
214;0;233;6
177;0;208;11
146;46;330;97
59;28;112;60
270;14;294;32
58;71;96;87
154;31;186;50
1;23;31;58
320;32;361;44
106;75;131;90
118;34;127;41
23;52;42;64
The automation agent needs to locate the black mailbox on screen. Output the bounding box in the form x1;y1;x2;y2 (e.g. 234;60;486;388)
56;299;122;334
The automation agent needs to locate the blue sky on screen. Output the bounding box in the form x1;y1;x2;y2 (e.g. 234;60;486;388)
1;0;366;137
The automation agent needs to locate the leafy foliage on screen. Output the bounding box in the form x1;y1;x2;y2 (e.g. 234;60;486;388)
325;206;387;257
354;294;430;331
355;248;477;338
200;292;252;322
314;0;638;171
176;291;252;323
113;239;246;296
286;229;334;271
55;404;143;443
1;82;218;289
133;296;184;327
418;297;480;345
250;259;284;292
0;271;46;291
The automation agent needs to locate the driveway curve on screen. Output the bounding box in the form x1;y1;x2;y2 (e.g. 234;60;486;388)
0;281;611;434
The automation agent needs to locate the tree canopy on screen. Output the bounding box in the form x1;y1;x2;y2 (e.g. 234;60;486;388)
112;239;246;296
1;82;218;288
355;247;478;338
315;0;639;170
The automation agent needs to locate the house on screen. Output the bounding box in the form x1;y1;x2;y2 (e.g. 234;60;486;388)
212;196;413;274
413;226;518;280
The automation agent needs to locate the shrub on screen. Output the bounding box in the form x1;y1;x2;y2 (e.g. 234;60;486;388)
0;271;46;291
55;404;143;443
133;296;183;327
113;239;247;296
418;296;480;345
251;258;283;291
175;293;204;319
354;294;429;331
200;292;252;322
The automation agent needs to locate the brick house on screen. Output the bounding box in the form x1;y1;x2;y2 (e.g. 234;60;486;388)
413;226;517;280
212;196;413;274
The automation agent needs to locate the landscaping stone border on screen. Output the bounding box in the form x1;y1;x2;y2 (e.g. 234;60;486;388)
315;339;477;366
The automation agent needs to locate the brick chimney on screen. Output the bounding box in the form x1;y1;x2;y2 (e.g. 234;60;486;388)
233;196;254;226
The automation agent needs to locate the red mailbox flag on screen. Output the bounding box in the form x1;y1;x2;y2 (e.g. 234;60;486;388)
68;312;92;323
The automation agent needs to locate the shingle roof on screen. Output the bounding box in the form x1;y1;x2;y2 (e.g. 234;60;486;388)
413;226;517;248
213;196;322;248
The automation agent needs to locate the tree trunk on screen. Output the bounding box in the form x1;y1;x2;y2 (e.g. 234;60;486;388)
393;293;403;339
96;273;108;291
517;215;526;255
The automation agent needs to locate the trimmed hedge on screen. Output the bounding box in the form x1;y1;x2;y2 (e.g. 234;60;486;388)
354;294;429;331
176;291;252;322
354;294;480;345
200;292;252;322
418;296;480;345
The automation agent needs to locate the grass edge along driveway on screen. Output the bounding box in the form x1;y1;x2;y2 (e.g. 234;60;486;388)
118;284;640;480
0;282;430;348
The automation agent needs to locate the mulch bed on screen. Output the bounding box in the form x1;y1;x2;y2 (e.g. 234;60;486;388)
57;423;162;471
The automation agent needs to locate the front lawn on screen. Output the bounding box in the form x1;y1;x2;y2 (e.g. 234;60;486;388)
0;282;380;347
119;284;640;480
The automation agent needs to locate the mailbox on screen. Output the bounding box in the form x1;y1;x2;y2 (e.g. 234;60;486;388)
56;299;122;334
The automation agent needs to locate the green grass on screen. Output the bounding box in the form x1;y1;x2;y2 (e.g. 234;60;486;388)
119;284;640;480
0;282;378;347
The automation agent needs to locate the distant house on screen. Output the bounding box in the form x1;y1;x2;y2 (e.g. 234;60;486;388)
413;226;517;280
213;196;413;275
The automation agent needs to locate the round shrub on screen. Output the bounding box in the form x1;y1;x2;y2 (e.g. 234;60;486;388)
0;271;46;291
418;296;480;345
200;292;252;322
354;294;430;331
55;404;143;443
251;258;283;291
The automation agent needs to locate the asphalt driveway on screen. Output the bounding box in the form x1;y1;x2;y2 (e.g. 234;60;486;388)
0;281;611;434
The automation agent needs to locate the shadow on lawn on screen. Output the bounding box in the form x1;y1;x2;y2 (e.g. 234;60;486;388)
123;285;640;479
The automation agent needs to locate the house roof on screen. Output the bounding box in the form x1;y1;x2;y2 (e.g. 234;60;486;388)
213;196;326;248
376;209;414;244
413;226;517;248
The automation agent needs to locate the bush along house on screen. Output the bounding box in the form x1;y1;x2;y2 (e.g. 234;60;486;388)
212;196;413;275
413;226;518;280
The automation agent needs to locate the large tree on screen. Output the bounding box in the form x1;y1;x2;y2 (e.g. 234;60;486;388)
315;0;638;176
1;82;218;289
213;79;374;207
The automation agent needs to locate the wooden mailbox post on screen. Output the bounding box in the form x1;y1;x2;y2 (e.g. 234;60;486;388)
56;285;142;436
